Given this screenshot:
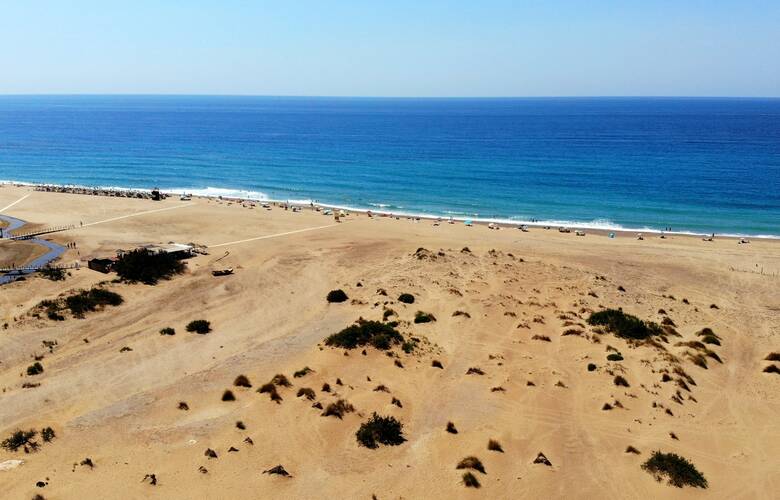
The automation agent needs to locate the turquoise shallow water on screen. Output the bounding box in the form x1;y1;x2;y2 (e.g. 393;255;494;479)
1;96;778;237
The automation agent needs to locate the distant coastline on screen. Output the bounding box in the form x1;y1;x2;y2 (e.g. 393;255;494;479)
4;179;778;240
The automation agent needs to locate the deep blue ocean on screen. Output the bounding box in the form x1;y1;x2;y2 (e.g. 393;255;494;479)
1;96;779;237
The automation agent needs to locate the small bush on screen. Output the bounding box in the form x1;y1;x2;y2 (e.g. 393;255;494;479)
532;335;551;342
614;375;630;387
487;439;503;452
587;363;597;372
397;293;415;304
383;308;396;320
587;309;661;340
222;390;236;401
401;340;416;353
293;367;313;378
356;413;405;449
466;367;484;375
456;456;485;474
763;365;780;374
607;353;624;362
414;311;436;324
41;427;55;443
63;288;123;317
764;352;780;362
40;266;66;281
322;399;355;419
391;397;402;408
562;328;583;336
701;335;720;346
446;422;458;434
462;472;480;488
233;375;252;388
374;384;390;392
186;320;211;334
178;402;189;410
452;310;471;318
641;451;708;488
325;320;403;350
432;360;444;369
271;374;291;387
114;248;185;284
159;327;175;336
27;362;44;376
626;445;640;454
1;429;37;452
326;289;349;303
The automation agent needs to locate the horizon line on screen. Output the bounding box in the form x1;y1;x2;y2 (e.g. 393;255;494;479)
0;93;779;100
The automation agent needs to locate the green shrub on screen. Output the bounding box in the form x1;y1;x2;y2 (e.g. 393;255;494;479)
63;288;123;317
397;293;415;304
326;289;349;303
641;451;708;488
40;266;66;281
41;427;55;443
325;320;403;350
1;429;38;452
27;362;44;376
186;320;211;334
356;413;405;448
114;248;185;284
159;327;175;336
401;340;417;353
414;311;436;324
587;309;661;340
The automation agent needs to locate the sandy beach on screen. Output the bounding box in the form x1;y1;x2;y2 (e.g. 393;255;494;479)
0;183;778;499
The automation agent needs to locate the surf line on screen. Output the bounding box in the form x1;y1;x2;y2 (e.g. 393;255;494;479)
209;222;348;249
83;204;192;227
0;194;31;214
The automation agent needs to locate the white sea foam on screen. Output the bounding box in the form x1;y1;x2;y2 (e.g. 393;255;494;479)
2;179;777;239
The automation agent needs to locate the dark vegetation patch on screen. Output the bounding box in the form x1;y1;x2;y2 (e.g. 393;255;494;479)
765;352;780;362
466;367;484;375
533;452;552;466
39;287;123;319
1;429;38;452
159;327;175;336
462;471;481;488
588;309;661;340
178;402;189;410
587;363;597;372
401;340;417;353
391;397;402;408
614;375;630;387
641;451;707;488
382;308;396;320
487;439;503;452
626;446;641;454
263;465;291;477
322;399;355;419
40;266;66;281
356;413;405;448
607;352;624;362
233;375;252;388
115;248;185;284
325;320;403;350
532;335;551;342
397;293;415;304
446;422;458;434
456;456;485;474
222;390;236;401
326;289;349;303
27;362;44;376
764;365;780;374
452;310;471;318
413;311;436;323
271;374;291;387
293;367;313;378
186;319;211;334
562;328;583;336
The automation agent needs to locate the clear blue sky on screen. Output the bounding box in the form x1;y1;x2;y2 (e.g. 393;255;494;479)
1;1;778;96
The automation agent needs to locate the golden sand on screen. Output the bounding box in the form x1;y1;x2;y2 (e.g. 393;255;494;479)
0;184;778;499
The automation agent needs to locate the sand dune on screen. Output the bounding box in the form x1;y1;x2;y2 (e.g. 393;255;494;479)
0;185;778;499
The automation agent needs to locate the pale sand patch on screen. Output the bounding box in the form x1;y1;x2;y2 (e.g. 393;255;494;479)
0;184;777;499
